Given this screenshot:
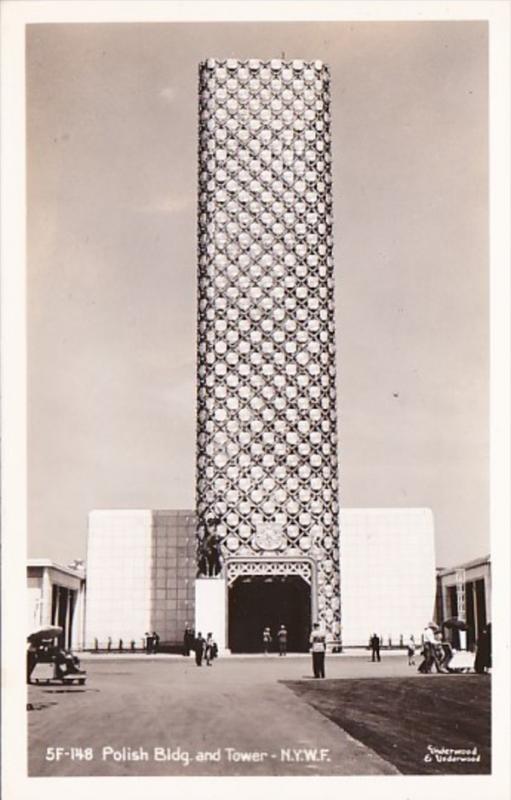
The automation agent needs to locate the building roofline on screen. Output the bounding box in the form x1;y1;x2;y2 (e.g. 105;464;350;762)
437;554;491;577
339;507;433;515
89;507;432;516
88;509;196;516
27;559;85;578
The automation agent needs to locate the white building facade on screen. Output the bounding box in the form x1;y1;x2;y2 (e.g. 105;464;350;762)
27;559;86;649
436;554;490;649
83;506;436;651
339;508;436;647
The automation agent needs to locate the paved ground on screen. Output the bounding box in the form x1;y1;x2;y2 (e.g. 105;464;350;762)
28;654;413;776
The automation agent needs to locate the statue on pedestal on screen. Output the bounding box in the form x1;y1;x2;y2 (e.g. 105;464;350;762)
197;515;223;577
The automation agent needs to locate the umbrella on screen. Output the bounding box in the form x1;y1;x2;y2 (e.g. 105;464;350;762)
442;617;468;631
27;625;63;643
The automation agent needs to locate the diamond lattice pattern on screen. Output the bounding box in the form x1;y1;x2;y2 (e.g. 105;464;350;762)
196;58;340;637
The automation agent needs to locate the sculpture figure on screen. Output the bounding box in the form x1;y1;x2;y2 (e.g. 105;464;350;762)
197;515;223;577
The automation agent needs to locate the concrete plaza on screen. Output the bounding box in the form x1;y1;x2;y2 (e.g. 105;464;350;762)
27;653;418;776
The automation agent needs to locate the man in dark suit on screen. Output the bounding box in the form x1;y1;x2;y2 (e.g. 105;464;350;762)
194;632;205;666
183;624;194;656
370;633;381;662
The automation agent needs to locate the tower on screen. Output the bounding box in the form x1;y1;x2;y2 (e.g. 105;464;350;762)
196;58;340;649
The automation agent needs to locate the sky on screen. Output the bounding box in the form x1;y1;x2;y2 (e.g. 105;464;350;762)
26;20;488;568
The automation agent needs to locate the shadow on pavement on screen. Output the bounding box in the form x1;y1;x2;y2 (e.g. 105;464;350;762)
27;702;59;712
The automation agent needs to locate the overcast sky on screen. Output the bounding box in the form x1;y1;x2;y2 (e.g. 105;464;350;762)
27;21;488;568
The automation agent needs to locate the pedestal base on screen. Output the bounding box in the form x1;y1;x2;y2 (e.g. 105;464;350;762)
195;578;227;651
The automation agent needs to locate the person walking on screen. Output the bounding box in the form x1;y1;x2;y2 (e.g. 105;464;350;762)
475;623;491;674
205;633;217;666
418;622;437;673
262;626;272;655
310;623;326;678
152;631;160;654
277;625;288;656
433;630;450;673
407;634;416;666
183;624;194;656
370;633;381;662
194;632;205;667
434;630;453;672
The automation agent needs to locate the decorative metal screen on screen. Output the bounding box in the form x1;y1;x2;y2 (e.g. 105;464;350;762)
455;568;466;622
226;559;313;587
196;58;340;639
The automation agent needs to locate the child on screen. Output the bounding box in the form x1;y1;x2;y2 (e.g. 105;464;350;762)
407;634;416;666
262;627;272;655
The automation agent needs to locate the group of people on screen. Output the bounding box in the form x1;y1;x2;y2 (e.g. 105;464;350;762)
368;626;454;672
182;621;328;677
367;629;453;671
194;632;218;666
264;622;328;677
266;622;328;678
417;620;492;674
417;622;454;673
183;625;218;666
144;631;160;654
142;617;491;681
262;624;288;655
369;632;421;665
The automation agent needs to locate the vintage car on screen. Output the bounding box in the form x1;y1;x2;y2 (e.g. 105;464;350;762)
27;626;87;686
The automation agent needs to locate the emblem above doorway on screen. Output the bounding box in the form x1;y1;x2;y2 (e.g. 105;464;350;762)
254;524;284;551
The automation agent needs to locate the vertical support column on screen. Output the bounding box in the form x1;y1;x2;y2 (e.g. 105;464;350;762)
41;567;53;627
195;578;227;651
472;581;479;643
72;580;86;650
70;589;79;650
485;563;491;623
455;568;466;621
310;560;318;625
456;568;467;650
64;589;71;648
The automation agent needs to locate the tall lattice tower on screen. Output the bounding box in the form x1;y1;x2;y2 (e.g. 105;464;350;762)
196;58;340;641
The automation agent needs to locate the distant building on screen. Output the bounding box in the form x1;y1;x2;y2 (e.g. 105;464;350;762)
27;559;86;649
436;554;491;649
340;508;436;647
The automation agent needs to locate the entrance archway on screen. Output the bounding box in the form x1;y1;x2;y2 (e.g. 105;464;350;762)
228;575;311;653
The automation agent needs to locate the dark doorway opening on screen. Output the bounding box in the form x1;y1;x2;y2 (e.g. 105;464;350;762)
228;575;311;653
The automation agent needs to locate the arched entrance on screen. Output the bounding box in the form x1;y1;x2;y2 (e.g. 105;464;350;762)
228;575;311;652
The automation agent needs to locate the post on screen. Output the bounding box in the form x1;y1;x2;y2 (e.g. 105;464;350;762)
455;569;467;649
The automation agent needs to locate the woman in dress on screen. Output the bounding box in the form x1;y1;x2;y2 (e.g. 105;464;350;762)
205;632;217;666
